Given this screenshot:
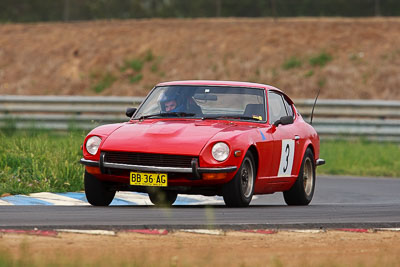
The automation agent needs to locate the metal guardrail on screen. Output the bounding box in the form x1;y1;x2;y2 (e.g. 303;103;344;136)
0;95;141;131
296;99;400;141
0;95;399;141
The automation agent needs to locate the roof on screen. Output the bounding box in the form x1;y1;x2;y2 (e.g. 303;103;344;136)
155;80;293;104
156;80;281;92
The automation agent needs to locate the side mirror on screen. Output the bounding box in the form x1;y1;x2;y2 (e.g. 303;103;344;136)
126;107;137;118
274;115;294;127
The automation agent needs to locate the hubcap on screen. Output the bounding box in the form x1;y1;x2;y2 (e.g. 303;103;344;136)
241;158;254;198
303;157;314;196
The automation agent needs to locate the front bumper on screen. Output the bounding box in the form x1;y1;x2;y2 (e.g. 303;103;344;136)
316;158;326;166
80;157;237;180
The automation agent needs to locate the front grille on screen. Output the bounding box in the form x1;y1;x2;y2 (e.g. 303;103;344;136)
104;151;195;168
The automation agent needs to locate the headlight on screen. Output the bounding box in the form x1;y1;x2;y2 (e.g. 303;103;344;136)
211;142;230;162
86;136;102;155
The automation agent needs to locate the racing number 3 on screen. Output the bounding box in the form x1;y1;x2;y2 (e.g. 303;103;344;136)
283;144;290;173
278;140;295;177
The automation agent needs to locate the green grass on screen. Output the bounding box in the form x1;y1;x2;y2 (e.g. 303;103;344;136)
91;73;117;93
317;77;327;88
129;73;143;83
304;70;314;77
121;58;143;72
309;52;333;67
151;63;159;73
0;246;150;267
282;56;302;70
0;131;399;196
0;131;86;196
144;50;154;62
318;139;400;177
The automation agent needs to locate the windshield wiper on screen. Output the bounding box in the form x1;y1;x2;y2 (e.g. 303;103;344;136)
137;112;196;120
202;115;262;121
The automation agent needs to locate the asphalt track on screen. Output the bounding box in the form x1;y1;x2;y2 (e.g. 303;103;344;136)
1;176;399;230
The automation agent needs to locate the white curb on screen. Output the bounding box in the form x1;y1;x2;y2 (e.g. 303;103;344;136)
56;229;116;236
29;192;89;206
180;229;225;235
0;199;12;205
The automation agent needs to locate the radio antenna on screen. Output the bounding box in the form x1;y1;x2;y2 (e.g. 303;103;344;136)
310;89;321;125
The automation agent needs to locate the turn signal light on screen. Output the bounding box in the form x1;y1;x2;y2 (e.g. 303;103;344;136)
202;173;228;180
234;150;242;157
86;166;101;175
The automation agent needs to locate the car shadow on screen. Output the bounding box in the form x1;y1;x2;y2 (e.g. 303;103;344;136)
106;204;291;209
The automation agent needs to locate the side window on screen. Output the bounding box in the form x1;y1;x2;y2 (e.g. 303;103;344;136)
268;92;288;124
283;97;294;118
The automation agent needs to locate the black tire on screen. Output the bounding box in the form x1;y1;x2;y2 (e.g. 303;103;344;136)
148;188;178;207
283;148;316;206
222;152;256;207
84;171;116;206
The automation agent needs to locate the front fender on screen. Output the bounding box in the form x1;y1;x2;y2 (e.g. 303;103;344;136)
197;125;263;180
82;123;126;161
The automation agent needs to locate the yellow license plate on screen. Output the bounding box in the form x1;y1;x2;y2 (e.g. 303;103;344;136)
129;172;168;187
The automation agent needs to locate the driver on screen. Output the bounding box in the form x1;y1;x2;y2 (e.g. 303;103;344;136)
164;99;178;112
160;90;185;113
159;87;203;115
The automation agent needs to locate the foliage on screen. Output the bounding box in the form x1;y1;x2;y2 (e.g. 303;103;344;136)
122;59;143;72
89;50;157;92
144;50;154;62
317;77;327;88
91;72;117;93
318;139;400;177
282;56;302;70
151;63;159;73
0;0;399;23
304;70;314;77
0;115;17;135
0;131;86;196
129;73;143;83
0;131;399;196
309;52;333;67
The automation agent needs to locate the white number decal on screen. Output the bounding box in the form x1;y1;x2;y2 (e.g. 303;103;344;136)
278;139;295;177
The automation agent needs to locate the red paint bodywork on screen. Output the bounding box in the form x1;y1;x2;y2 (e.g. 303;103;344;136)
83;81;320;195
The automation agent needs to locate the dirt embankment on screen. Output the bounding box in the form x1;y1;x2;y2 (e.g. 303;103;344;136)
1;18;400;100
1;230;400;266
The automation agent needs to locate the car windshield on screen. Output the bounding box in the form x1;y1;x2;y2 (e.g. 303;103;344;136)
133;85;267;122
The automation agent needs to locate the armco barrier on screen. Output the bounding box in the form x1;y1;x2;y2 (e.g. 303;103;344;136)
0;95;143;131
0;95;399;141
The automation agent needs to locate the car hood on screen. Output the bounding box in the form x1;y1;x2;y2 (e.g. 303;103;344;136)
100;120;234;155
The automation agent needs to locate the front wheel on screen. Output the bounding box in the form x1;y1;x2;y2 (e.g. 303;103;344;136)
84;171;116;206
148;189;178;207
222;152;256;207
283;148;316;206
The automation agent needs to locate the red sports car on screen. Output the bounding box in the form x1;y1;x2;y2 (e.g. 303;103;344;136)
80;80;325;207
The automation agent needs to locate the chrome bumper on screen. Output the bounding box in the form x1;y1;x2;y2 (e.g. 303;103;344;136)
316;159;326;166
80;157;237;179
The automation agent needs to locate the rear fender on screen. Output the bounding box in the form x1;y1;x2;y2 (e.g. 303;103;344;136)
293;140;314;177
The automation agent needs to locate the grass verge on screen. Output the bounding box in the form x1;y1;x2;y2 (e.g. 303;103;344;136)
0;130;86;196
318;139;400;177
0;131;399;196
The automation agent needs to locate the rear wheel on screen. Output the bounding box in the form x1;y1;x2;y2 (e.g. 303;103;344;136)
283;148;315;205
84;171;116;206
222;152;256;207
148;189;178;207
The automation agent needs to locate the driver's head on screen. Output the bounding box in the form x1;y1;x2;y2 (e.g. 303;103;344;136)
164;99;177;112
160;88;184;112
